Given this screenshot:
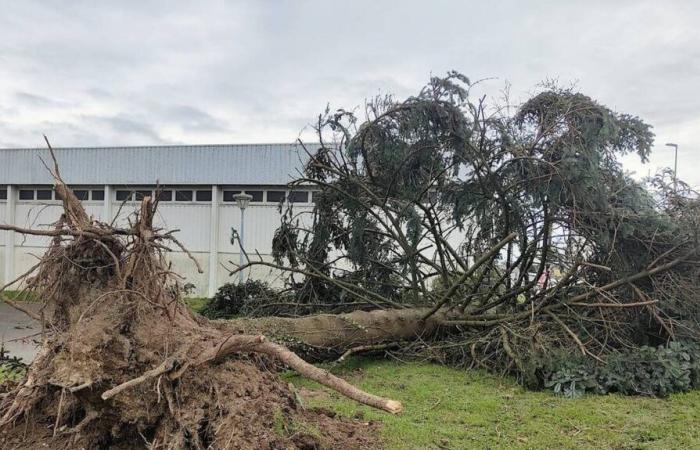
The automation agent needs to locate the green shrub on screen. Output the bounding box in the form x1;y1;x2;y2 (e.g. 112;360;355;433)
0;363;26;384
0;346;27;385
541;352;599;398
540;341;700;398
199;280;280;319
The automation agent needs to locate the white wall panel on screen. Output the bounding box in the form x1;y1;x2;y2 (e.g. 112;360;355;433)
155;204;211;252
217;204;314;256
218;204;278;254
109;202;141;229
2;195;313;295
15;203;63;248
83;203;105;221
0;248;5;285
0;202;6;283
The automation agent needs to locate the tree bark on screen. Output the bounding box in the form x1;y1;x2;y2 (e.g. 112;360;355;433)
220;307;451;354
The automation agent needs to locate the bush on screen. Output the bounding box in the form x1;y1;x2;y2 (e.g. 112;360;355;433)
199;280;281;319
539;341;700;398
0;346;26;387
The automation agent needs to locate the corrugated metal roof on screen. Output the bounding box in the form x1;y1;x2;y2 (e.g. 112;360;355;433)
0;143;312;185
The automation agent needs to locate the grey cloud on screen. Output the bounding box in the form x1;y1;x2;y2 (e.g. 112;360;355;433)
84;115;167;144
161;105;228;133
0;0;697;183
14;92;68;108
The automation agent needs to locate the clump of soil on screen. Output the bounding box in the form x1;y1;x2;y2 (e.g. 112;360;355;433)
1;358;378;449
0;157;387;449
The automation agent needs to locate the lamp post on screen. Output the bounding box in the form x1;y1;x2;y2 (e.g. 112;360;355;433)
233;193;252;283
665;143;679;192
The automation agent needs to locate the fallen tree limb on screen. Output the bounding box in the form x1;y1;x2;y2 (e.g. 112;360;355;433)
0;296;41;321
255;341;403;414
568;300;658;308
335;343;401;364
101;358;177;401
422;232;518;320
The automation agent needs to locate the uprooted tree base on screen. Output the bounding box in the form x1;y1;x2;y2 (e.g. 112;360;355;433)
0;159;396;449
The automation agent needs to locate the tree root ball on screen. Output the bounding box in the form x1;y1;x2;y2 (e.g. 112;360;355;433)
0;167;389;449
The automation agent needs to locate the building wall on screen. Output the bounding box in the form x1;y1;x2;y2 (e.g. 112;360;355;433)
1;185;314;297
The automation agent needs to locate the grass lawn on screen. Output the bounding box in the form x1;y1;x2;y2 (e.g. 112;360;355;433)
0;290;39;302
183;297;208;313
4;296;698;448
285;358;700;449
2;293;209;310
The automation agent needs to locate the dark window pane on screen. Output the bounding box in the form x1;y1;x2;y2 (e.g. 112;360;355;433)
36;190;52;200
311;191;319;203
246;190;263;202
289;191;309;203
223;190;242;202
267;191;286;203
134;190;152;201
175;190;193;201
196;190;212;202
0;189;7;200
157;190;172;201
74;190;89;200
116;190;131;201
19;190;34;200
91;190;105;201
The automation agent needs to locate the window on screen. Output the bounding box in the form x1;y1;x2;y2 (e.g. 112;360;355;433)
91;190;105;201
289;191;309;203
116;190;132;201
74;190;89;201
19;190;34;200
175;190;193;202
247;191;264;202
195;190;212;202
223;190;241;202
36;190;53;201
267;191;286;203
134;190;151;201
157;190;172;202
0;189;6;200
311;191;319;203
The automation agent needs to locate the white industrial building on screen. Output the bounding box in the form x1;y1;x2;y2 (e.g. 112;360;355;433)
0;144;313;296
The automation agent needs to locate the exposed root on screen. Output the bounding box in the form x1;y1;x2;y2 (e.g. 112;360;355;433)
0;161;391;449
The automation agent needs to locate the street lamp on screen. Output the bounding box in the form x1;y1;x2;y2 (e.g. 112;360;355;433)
665;143;679;192
233;193;252;283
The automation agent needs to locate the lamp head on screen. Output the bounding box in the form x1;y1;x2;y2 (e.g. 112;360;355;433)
233;193;253;210
665;142;678;149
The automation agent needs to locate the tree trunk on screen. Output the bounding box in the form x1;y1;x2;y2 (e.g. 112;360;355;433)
221;307;451;357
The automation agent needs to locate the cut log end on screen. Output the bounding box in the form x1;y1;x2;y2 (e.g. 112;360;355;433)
384;400;403;414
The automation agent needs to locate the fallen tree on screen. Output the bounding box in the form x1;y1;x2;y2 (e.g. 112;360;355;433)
221;249;689;361
224;73;700;378
0;147;399;450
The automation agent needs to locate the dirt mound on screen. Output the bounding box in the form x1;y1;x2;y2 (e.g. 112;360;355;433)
0;150;391;449
1;358;378;449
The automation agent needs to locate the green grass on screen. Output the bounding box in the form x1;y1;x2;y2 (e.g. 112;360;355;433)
2;292;208;309
183;297;208;313
0;290;39;302
2;292;208;311
285;358;700;449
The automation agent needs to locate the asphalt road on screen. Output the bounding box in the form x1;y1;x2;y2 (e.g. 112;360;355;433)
0;302;40;363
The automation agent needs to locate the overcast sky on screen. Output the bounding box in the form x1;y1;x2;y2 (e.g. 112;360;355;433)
0;1;698;184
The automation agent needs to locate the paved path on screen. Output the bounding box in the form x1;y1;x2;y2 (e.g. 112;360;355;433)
0;302;40;362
